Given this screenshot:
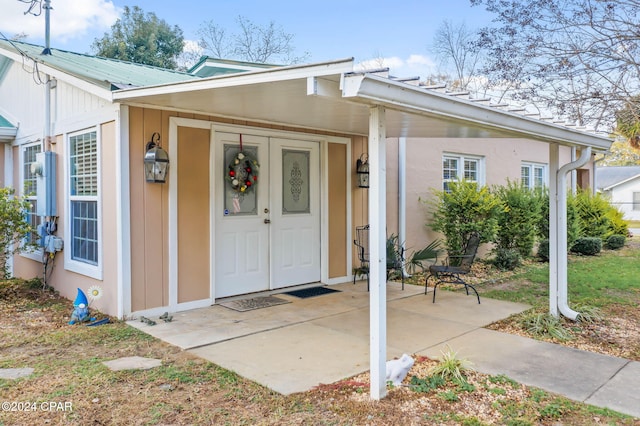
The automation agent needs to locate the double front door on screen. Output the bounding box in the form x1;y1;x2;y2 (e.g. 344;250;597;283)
214;132;321;298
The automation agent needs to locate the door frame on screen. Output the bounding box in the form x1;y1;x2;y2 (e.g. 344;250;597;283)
167;117;351;311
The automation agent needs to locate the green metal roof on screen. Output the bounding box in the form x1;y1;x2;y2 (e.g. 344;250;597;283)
188;56;277;78
0;113;13;128
0;39;200;91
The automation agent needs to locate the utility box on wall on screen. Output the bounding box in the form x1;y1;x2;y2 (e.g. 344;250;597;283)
34;151;57;217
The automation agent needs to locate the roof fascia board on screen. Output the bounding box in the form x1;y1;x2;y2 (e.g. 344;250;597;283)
343;74;612;151
0;46;116;101
114;58;354;100
603;173;640;190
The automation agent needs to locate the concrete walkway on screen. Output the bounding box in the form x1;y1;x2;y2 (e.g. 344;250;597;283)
127;281;639;419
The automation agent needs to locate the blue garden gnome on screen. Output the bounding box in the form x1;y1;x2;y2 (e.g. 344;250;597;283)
69;288;95;324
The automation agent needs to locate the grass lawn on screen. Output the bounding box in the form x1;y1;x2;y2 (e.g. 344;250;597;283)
1;240;639;425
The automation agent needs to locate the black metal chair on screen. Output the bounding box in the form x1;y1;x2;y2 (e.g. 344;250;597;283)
425;233;481;304
353;225;406;291
353;225;370;289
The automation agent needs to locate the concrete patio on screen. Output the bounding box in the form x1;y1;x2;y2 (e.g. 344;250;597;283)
127;281;529;394
127;281;640;418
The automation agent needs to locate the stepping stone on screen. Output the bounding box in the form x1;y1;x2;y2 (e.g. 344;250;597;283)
102;356;162;371
0;368;34;380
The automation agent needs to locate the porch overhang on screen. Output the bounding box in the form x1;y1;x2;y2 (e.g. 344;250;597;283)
113;57;611;151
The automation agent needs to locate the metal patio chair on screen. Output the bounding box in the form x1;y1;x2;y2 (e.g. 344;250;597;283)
353;225;370;289
425;233;481;304
353;225;406;291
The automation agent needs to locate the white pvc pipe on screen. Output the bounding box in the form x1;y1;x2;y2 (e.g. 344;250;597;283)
398;137;407;276
556;146;592;320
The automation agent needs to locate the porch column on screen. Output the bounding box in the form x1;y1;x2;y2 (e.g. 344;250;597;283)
368;105;387;400
548;143;559;317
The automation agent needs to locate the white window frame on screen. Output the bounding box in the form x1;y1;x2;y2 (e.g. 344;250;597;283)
20;141;44;261
442;153;485;190
64;127;102;280
633;192;640;211
521;162;548;189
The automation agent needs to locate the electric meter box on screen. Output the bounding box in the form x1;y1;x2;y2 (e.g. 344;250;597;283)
35;151;57;217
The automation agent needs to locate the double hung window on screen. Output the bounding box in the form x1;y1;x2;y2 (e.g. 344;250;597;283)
67;129;100;277
442;154;483;191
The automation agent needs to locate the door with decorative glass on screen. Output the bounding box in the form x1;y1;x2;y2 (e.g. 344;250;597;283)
214;132;320;298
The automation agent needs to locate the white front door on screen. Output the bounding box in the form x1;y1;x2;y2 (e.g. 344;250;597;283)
214;132;320;298
270;138;321;288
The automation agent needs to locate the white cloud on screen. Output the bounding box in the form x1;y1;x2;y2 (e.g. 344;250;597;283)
355;53;438;79
0;0;120;45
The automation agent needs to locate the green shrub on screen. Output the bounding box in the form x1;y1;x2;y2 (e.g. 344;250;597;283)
571;237;602;256
426;180;504;257
537;239;549;261
493;247;522;270
537;190;581;248
605;234;625;250
492;180;542;258
0;188;38;278
574;190;628;239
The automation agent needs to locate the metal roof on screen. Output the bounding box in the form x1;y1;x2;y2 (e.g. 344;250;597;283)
0;39;199;91
0;112;17;142
188;56;277;78
597;166;640;190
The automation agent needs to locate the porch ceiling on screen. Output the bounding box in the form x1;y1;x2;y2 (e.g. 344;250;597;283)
113;59;612;151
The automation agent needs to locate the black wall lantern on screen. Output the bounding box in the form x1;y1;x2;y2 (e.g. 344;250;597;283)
144;132;169;183
356;153;369;188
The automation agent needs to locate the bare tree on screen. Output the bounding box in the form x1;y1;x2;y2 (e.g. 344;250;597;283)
471;0;640;132
197;16;309;64
430;21;483;92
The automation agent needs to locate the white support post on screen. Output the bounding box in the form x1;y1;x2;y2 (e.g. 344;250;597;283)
398;137;407;273
548;143;559;317
368;106;387;400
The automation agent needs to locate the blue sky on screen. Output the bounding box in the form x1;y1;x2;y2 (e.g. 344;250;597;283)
0;0;496;77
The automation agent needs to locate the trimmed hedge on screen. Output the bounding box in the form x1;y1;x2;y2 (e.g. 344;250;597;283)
605;234;626;250
571;237;602;256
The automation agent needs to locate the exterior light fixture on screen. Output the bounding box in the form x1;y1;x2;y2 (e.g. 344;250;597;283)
356;153;369;188
144;132;169;183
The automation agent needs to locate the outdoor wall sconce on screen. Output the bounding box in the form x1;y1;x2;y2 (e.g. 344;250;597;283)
356;153;369;188
144;132;169;183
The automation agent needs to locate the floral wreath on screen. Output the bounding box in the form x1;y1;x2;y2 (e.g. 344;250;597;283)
226;150;259;193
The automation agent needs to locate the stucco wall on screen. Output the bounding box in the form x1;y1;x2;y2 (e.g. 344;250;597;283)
383;138;588;259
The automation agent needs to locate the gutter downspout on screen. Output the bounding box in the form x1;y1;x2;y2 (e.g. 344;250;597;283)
556;146;592;320
398;137;407;276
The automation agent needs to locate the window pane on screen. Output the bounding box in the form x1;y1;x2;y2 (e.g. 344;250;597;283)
443;158;458;180
70;132;98;196
464;159;478;182
23;145;41;196
71;200;98;265
223;144;258;216
534;166;545;188
633;192;640;211
521;166;531;188
282;149;310;214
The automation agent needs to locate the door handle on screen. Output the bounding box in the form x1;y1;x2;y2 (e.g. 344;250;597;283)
264;219;271;224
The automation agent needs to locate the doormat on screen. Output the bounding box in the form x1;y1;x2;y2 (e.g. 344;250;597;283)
219;296;290;312
284;287;341;299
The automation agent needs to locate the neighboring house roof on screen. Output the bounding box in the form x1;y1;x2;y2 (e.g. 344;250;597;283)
597;166;640;190
0;112;17;142
188;56;277;78
0;39;199;91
